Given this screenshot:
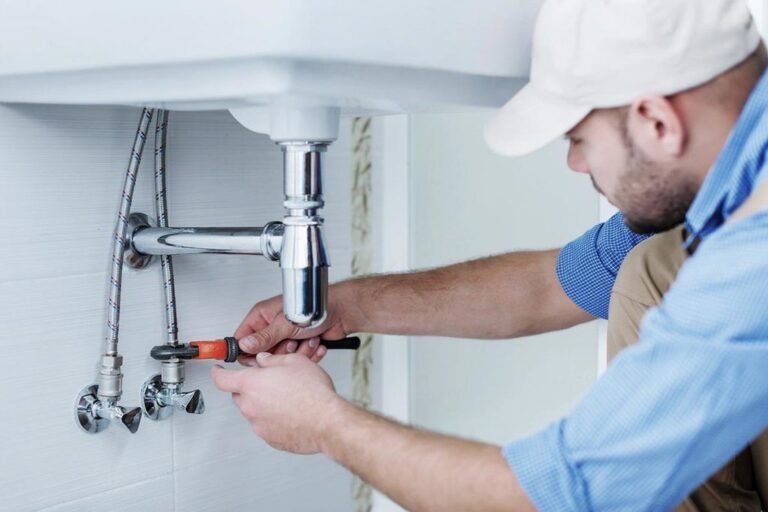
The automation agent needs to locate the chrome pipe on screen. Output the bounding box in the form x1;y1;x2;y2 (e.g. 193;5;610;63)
279;142;330;328
132;223;283;258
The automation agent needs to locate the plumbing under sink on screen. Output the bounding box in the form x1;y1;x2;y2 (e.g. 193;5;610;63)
0;0;545;435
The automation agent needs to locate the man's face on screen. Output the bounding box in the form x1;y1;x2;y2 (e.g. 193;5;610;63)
565;110;698;234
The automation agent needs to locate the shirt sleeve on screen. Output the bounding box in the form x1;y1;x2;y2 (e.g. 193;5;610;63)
557;213;652;319
505;211;768;511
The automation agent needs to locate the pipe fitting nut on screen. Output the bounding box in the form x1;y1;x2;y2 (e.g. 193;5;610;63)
97;372;123;399
282;215;323;227
161;360;185;384
261;222;284;261
101;354;123;370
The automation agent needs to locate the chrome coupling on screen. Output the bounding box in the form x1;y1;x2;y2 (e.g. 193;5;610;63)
160;359;185;384
261;221;284;261
97;354;124;400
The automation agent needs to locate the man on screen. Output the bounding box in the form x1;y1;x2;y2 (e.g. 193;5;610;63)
212;0;768;509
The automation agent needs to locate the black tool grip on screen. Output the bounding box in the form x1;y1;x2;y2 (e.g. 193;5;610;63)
321;336;362;350
225;335;362;358
150;344;199;361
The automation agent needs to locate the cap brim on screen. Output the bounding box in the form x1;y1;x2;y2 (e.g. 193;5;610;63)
484;85;592;157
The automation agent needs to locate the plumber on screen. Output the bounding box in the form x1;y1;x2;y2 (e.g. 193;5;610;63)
212;0;768;509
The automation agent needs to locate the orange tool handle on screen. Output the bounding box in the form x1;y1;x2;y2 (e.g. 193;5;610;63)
191;340;231;360
191;337;239;362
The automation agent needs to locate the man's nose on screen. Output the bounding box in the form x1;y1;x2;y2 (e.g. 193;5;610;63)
567;146;590;174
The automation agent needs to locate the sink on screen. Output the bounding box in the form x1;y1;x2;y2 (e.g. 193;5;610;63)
0;0;542;136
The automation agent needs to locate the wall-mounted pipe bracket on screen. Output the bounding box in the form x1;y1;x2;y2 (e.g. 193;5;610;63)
124;212;155;269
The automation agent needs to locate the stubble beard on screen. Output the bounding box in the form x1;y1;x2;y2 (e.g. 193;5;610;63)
613;128;699;234
616;146;698;235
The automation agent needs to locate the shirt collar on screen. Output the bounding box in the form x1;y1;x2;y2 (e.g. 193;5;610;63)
684;68;768;248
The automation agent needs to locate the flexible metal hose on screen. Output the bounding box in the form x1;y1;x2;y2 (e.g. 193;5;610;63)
106;108;154;356
153;110;180;346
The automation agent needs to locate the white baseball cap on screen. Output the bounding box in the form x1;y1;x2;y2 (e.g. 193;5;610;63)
485;0;762;156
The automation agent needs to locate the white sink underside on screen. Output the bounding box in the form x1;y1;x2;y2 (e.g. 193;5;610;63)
0;0;541;114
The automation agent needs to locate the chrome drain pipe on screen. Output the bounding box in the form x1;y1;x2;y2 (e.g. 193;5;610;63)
278;142;330;328
130;223;284;258
126;140;332;330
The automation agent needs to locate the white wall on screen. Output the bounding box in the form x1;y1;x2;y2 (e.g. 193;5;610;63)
406;111;601;443
0;105;354;512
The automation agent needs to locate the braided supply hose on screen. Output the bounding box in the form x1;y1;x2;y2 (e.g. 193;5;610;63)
105;108;154;356
153;110;180;346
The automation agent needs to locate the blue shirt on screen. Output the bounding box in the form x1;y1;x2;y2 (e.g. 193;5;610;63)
557;212;651;319
505;69;768;511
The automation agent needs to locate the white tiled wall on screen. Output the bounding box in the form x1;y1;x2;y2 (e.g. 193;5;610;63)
0;105;354;511
407;111;600;443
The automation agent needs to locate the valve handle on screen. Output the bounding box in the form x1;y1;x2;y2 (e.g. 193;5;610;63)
113;405;142;434
172;388;205;415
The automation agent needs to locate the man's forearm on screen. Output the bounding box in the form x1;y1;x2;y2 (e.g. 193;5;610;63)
321;399;536;512
336;249;592;339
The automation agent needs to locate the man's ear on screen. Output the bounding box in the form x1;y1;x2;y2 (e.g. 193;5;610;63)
626;96;686;158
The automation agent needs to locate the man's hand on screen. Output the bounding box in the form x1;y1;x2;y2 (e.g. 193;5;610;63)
234;290;351;365
211;353;342;454
212;353;536;512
